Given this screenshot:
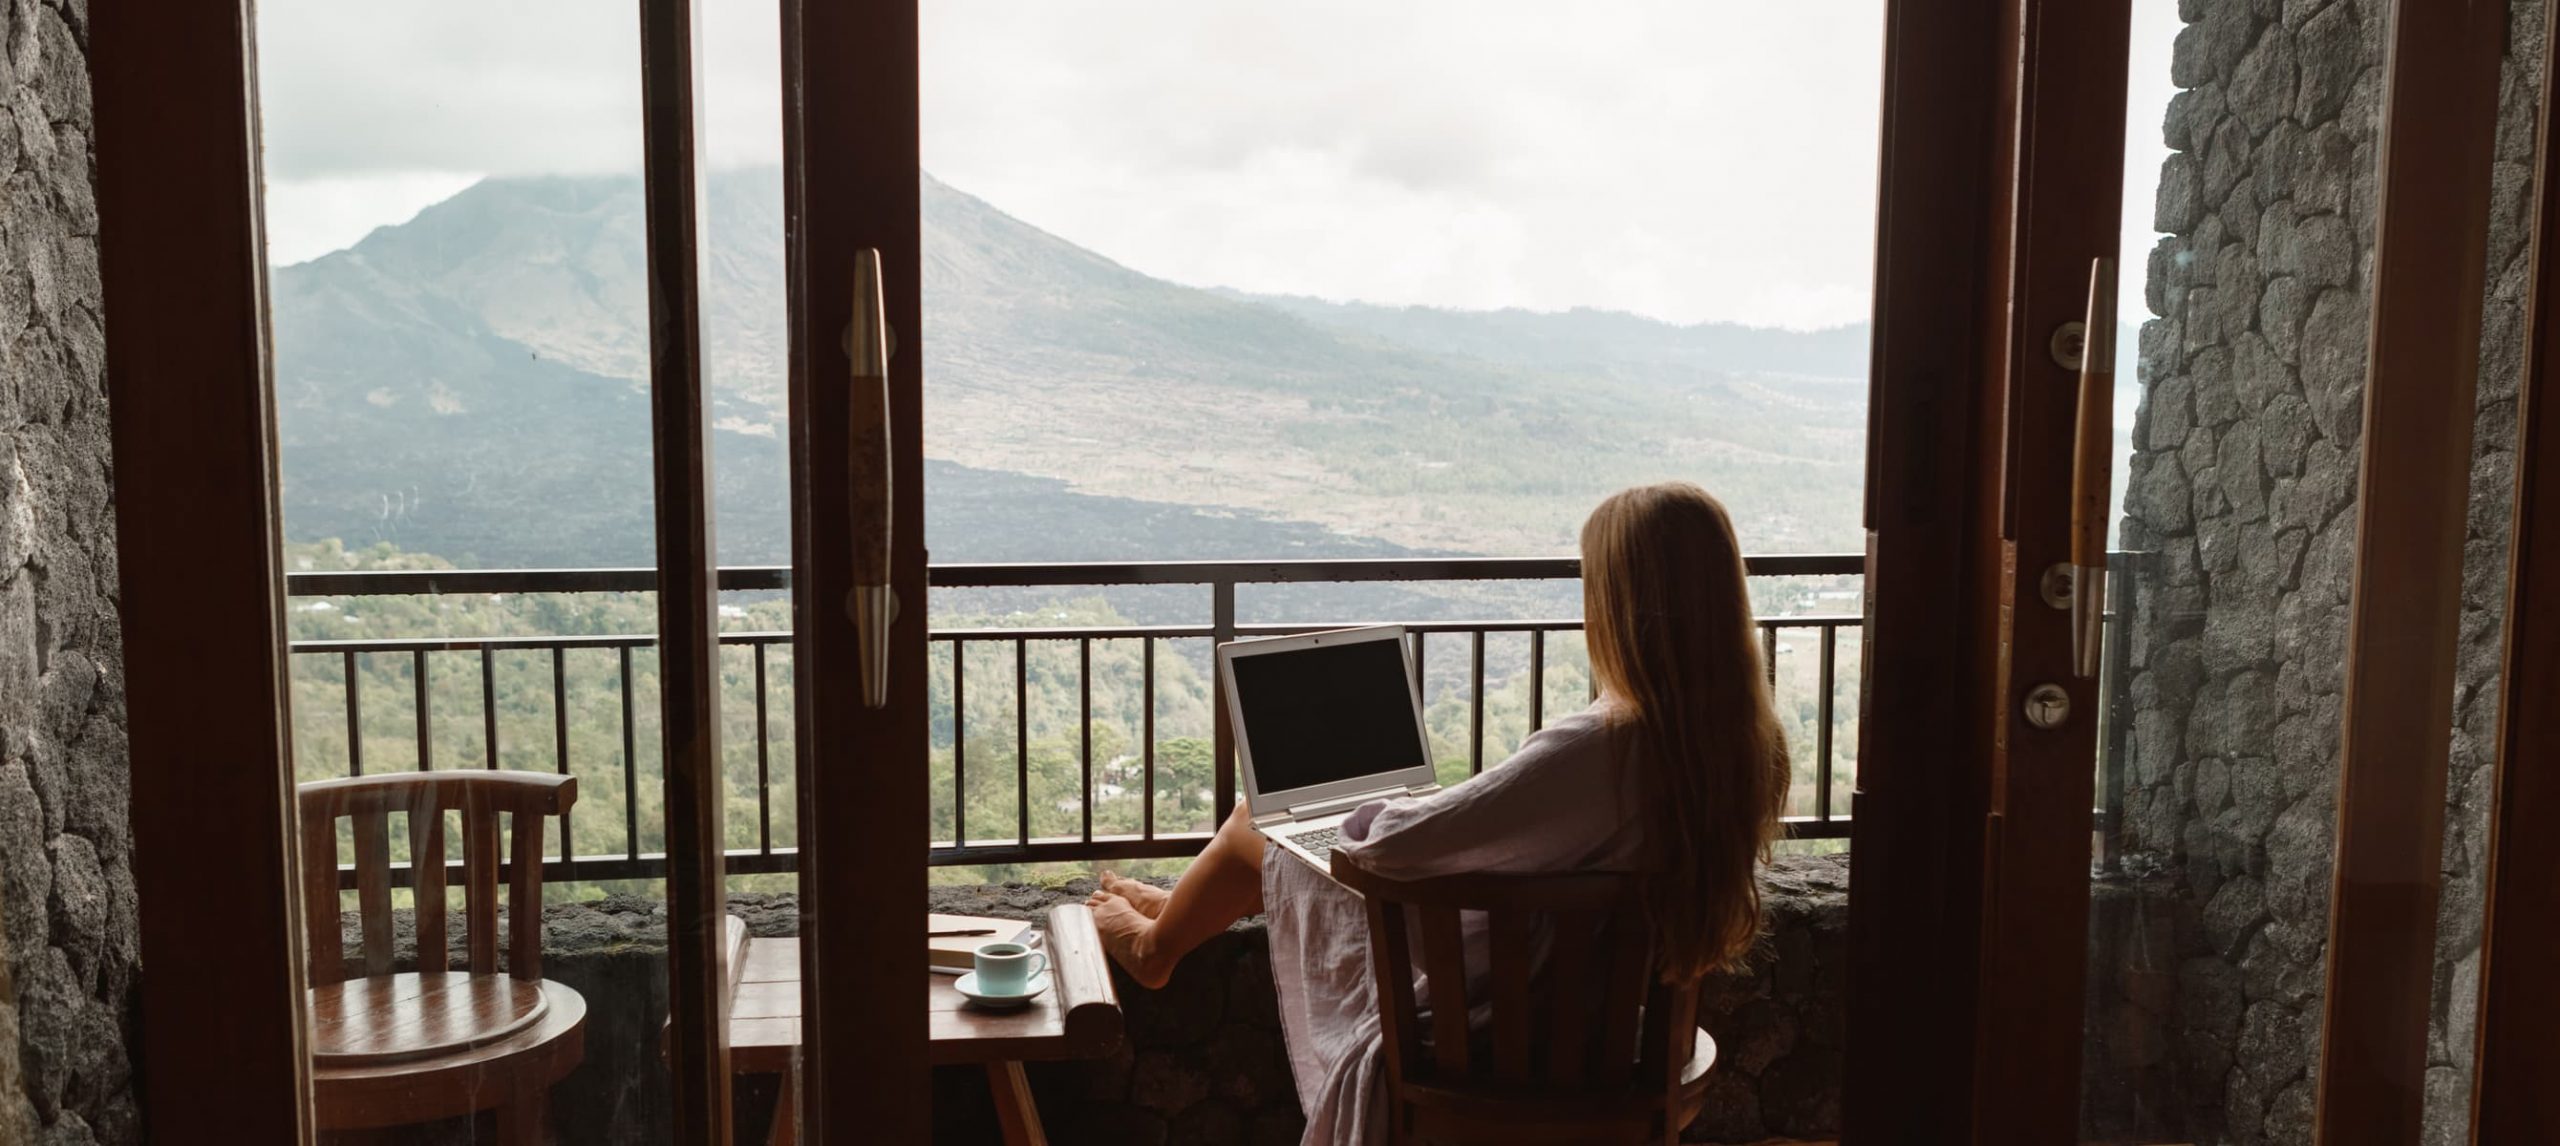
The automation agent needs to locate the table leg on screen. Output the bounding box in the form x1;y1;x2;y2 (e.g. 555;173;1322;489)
985;1061;1047;1146
769;1070;799;1146
495;1085;550;1146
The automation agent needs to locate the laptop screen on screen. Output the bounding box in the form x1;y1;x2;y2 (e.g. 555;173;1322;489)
1229;636;1429;796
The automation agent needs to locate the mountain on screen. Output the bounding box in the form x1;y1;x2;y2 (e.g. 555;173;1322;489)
1221;292;1872;384
268;169;1868;569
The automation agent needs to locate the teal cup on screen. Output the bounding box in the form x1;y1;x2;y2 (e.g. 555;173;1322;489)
973;941;1046;995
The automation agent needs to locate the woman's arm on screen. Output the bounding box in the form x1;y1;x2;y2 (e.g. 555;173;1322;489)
1338;710;1637;878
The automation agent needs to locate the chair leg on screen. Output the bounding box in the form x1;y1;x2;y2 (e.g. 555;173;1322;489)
497;1085;551;1146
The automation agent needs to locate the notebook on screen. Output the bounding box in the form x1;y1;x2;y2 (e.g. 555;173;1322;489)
928;913;1037;973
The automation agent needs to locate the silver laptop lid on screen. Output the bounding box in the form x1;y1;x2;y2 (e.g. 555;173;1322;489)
1217;624;1437;816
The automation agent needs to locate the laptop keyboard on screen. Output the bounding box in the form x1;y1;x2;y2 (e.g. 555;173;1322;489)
1286;825;1343;863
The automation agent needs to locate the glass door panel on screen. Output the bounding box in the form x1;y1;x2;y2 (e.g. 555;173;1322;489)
256;0;739;1138
698;3;808;1139
916;3;1885;1139
2079;1;2514;1142
2085;0;2379;1137
915;0;1879;892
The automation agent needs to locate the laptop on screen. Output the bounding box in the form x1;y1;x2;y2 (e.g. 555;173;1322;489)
1217;624;1440;871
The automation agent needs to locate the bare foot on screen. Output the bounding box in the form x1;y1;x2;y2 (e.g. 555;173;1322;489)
1098;870;1171;919
1086;891;1175;989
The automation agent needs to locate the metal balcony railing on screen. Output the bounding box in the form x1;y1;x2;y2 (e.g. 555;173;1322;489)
284;555;1870;887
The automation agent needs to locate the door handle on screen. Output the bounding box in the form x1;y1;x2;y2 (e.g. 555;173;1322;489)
848;248;894;707
2070;257;2116;679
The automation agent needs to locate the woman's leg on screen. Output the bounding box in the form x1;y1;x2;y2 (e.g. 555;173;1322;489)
1087;801;1267;989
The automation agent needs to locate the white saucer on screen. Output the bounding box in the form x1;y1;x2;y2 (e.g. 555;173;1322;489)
954;970;1050;1010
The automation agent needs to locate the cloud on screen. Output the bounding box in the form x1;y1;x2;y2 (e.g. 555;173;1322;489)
917;1;1894;327
263;171;483;266
255;0;784;262
255;0;649;179
250;0;2179;331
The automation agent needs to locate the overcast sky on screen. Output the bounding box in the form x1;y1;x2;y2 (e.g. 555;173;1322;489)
255;0;2179;332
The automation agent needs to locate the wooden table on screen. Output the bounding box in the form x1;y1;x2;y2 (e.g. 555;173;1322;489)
719;903;1124;1146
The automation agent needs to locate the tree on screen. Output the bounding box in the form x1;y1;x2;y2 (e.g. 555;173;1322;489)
1155;737;1217;830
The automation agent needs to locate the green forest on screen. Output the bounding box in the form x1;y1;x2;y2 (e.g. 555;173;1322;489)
286;539;1857;905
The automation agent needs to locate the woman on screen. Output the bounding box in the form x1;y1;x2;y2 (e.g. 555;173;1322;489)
1087;482;1792;1143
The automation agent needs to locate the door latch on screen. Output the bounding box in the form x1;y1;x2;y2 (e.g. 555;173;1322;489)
2039;563;2075;610
2049;321;2087;371
2023;683;2072;730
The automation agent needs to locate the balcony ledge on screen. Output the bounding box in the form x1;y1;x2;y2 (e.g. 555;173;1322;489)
333;857;1856;1144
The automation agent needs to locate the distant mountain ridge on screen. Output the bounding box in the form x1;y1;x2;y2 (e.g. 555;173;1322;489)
269;169;1868;568
1219;291;1870;382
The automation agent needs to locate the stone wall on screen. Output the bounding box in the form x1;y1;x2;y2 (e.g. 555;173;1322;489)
0;0;136;1143
2115;0;2539;1141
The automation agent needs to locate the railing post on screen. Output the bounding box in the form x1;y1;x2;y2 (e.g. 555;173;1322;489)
1413;632;1432;764
479;647;499;770
2097;550;2145;873
1079;638;1093;844
343;649;364;777
553;647;573;877
1527;629;1546;733
413;649;433;772
754;642;772;855
1212;577;1237;822
618;645;638;860
1469;631;1486;775
1142;638;1157;841
1015;639;1029;847
1817;623;1838;823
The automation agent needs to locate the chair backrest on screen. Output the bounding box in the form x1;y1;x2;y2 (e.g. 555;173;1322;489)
298;771;577;984
1330;851;1702;1139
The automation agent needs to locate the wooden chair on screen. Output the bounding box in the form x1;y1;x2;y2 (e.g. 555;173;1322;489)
1330;851;1718;1146
298;772;587;1144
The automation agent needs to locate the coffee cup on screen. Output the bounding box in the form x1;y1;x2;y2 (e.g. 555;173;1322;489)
973;941;1046;995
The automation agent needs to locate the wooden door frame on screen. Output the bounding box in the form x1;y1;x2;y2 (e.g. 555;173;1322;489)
781;0;934;1141
2312;1;2509;1141
1839;0;2011;1138
90;1;315;1141
1968;0;2131;1138
2470;0;2560;1137
94;1;762;1140
637;0;735;1140
1849;0;2139;1138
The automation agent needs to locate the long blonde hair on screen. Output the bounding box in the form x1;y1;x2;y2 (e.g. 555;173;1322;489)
1580;482;1791;981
